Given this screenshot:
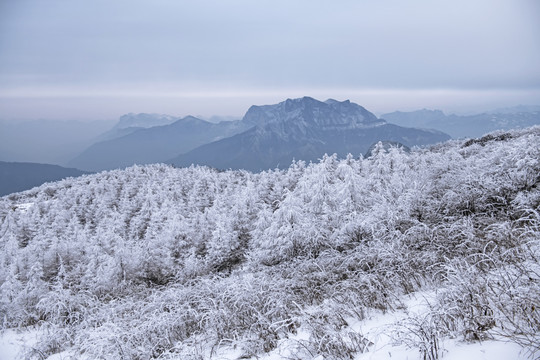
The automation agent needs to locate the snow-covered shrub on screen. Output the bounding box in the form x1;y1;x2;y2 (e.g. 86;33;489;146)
0;127;539;358
433;216;540;354
194;273;299;356
395;312;444;360
299;300;372;359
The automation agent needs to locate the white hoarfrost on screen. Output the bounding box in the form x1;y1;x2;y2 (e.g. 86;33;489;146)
0;127;539;359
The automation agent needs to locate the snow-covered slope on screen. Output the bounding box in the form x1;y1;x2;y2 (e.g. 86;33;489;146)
1;127;539;359
0;291;530;359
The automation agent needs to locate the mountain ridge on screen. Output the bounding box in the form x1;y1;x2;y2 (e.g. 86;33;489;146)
382;108;540;138
170;97;450;171
68;115;253;171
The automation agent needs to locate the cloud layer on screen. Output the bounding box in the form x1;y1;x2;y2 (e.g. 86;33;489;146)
1;0;539;119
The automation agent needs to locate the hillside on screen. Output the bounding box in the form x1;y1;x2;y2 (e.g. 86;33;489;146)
0;127;539;359
0;161;88;197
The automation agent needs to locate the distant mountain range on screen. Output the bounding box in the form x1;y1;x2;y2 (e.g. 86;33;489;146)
486;105;540;114
68;116;252;171
94;113;181;142
3;99;538;197
69;97;451;172
0;161;89;197
5;98;538;187
169;97;450;171
381;108;540;138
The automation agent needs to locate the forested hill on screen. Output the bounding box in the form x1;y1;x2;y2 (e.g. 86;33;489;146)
0;127;539;359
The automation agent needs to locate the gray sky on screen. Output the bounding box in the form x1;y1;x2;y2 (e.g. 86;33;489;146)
1;0;539;120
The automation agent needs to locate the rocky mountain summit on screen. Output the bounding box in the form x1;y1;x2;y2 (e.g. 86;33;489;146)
170;97;450;171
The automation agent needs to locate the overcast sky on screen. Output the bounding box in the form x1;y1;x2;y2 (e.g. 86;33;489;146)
1;0;539;120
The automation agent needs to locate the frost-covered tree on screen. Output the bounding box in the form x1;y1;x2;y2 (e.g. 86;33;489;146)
0;128;539;359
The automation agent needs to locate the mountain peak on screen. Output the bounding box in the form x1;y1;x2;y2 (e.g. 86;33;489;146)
116;113;179;129
181;115;206;123
324;98;350;105
242;97;384;130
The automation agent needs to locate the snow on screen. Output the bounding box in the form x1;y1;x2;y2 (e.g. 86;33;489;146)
0;329;39;360
0;291;532;360
354;338;526;360
0;127;538;360
441;340;526;360
13;202;33;213
352;292;435;360
0;329;83;360
352;292;529;360
206;291;530;360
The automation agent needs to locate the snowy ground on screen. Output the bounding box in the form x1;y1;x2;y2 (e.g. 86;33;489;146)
243;291;529;360
351;292;528;360
0;328;39;360
1;292;530;360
